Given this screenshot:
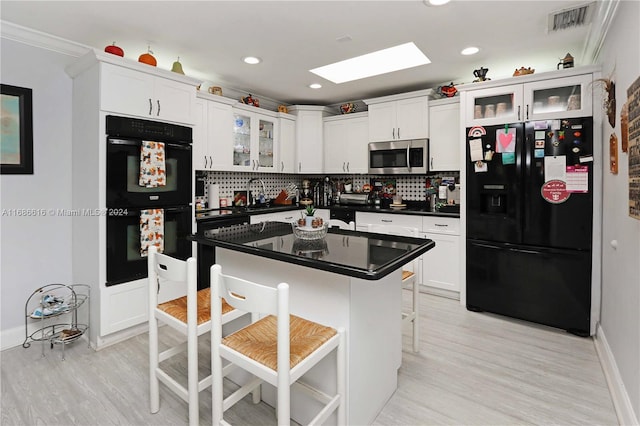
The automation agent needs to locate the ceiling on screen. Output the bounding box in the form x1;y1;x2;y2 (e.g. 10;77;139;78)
1;1;595;106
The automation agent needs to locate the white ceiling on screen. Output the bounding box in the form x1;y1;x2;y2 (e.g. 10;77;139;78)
1;1;595;106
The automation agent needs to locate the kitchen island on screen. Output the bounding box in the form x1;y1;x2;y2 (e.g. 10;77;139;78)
192;222;434;425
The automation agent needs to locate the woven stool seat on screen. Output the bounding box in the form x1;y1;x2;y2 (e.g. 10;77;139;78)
222;314;337;370
157;288;234;324
401;270;415;281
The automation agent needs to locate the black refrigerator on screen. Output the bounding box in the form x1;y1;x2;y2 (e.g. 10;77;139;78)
466;117;593;336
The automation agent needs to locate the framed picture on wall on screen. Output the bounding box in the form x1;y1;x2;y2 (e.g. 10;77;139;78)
1;84;33;174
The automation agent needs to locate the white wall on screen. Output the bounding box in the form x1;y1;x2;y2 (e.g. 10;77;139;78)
0;38;75;346
598;0;640;421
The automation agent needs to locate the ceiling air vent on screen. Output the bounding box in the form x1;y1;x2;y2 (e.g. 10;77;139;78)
548;2;595;32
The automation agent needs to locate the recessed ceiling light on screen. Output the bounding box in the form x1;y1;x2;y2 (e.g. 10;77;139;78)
461;47;480;56
243;56;261;65
309;83;322;89
310;42;431;84
425;0;451;5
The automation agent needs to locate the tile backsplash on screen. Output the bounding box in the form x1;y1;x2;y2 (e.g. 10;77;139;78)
199;171;459;206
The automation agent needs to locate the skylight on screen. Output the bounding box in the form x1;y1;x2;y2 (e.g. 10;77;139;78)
309;42;431;84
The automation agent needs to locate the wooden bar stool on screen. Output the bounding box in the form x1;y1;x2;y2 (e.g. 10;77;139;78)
147;246;245;426
210;264;346;426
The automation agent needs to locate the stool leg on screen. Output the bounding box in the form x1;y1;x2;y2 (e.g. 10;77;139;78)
149;314;160;414
412;280;419;353
187;323;199;425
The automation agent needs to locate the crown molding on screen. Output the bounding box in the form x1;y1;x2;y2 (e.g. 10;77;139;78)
1;20;91;57
581;0;620;64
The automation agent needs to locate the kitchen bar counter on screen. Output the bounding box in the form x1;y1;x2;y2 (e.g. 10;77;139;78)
192;221;434;280
191;222;435;424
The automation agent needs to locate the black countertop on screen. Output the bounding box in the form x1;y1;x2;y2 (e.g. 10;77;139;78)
195;202;459;223
191;222;435;280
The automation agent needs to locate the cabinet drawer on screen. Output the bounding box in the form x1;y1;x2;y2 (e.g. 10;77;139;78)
422;216;459;235
356;212;422;230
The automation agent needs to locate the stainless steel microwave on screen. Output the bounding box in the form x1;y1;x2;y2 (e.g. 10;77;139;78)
368;139;429;174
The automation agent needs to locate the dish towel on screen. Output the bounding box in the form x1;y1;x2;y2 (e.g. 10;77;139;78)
140;208;164;257
139;141;166;188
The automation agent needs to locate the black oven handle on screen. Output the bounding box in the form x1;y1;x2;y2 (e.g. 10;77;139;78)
108;138;192;150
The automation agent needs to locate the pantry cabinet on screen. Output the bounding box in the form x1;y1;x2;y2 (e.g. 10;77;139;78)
364;90;430;142
428;98;460;171
277;114;296;173
463;72;593;126
323;112;369;174
288;105;332;173
100;62;196;124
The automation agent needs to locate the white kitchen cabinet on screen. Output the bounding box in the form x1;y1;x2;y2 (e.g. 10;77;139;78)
231;105;279;172
323;112;369;174
100;62;196;124
364;91;430;142
277;114;296;173
193;94;235;170
65;50;202;347
428;98;460;171
421;216;460;294
288;105;332;173
463;72;593;126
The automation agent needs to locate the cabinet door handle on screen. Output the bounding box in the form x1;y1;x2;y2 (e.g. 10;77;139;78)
283;216;293;220
398;128;400;139
281;161;284;172
204;155;208;168
298;162;301;172
157;100;161;116
526;104;529;120
381;219;393;223
435;223;449;227
149;98;153;115
392;128;395;139
517;105;521;121
430;157;433;169
209;155;213;168
346;161;350;172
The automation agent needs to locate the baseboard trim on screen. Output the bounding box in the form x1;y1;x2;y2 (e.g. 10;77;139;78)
595;323;639;426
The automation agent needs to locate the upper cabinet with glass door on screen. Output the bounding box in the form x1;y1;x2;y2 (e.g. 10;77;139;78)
231;105;277;172
464;84;524;126
464;72;594;125
524;74;592;120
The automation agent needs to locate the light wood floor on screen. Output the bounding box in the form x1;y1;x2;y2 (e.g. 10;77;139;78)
1;292;618;425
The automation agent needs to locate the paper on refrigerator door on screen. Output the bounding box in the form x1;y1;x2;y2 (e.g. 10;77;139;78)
544;156;566;182
469;139;483;162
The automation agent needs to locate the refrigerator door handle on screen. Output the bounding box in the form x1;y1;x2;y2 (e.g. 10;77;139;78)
509;247;540;255
471;242;503;250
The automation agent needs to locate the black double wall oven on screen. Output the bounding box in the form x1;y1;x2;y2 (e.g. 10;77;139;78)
106;115;192;286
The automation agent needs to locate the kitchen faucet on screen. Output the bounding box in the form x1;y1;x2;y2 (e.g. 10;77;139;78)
247;178;267;206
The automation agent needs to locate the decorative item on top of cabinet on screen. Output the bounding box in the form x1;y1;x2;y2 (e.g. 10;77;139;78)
513;67;535;76
104;42;124;57
171;57;184;74
557;53;574;69
138;46;157;66
473;67;490;82
436;82;458;98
